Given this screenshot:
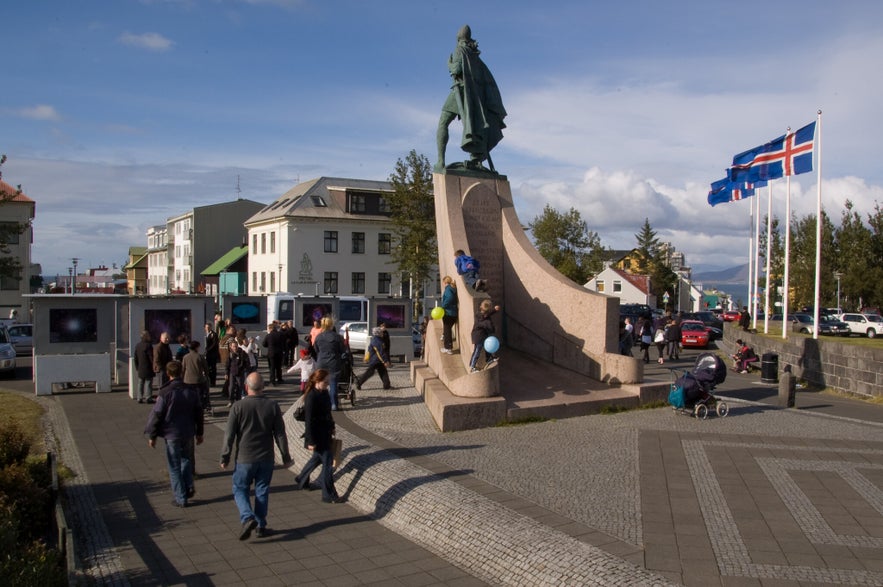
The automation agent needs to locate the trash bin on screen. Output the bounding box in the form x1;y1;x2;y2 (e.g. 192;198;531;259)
761;352;778;383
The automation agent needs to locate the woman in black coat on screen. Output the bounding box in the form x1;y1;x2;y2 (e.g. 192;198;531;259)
293;369;342;503
312;316;346;411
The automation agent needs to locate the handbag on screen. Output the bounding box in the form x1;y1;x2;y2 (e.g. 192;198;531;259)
363;348;371;363
654;330;665;343
292;393;306;421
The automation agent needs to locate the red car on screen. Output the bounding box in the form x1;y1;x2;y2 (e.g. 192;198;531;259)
680;320;710;348
722;310;740;322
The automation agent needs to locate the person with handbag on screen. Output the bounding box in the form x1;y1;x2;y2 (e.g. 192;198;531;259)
293;369;343;503
354;327;391;391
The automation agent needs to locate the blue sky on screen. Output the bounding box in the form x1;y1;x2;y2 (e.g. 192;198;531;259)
4;0;883;278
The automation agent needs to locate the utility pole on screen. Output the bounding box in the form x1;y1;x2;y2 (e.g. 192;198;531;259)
71;258;79;294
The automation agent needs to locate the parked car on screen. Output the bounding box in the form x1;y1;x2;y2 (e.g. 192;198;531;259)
339;321;370;351
6;323;33;355
0;326;16;376
838;312;883;338
791;313;839;336
818;314;850;337
721;310;740;322
680;320;710;348
681;311;724;332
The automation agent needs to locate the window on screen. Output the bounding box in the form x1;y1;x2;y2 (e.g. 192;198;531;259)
0;222;20;244
613;281;622;293
261;233;266;254
324;272;338;294
378;272;391;294
252;234;257;253
260;272;266;292
349;193;366;213
352;272;365;294
324;231;338;253
270;232;276;254
270;271;276;292
0;276;19;291
378;233;391;255
352;232;365;254
252;272;257;292
596;280;605;292
400;272;410;297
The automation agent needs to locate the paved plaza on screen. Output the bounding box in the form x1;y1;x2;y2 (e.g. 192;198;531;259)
13;347;883;586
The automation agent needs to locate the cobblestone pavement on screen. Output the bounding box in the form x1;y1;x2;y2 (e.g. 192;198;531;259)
9;349;883;586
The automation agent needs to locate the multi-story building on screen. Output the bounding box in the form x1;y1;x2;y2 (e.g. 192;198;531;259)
0;180;35;318
146;225;169;295
245;177;437;298
124;246;148;295
157;199;265;295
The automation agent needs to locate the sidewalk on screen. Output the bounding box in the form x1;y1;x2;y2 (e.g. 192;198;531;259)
19;348;883;586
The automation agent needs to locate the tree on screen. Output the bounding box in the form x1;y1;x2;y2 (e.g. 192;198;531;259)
387;150;437;320
633;218;677;308
0;155;30;281
757;215;784;310
528;205;606;284
834;200;875;311
789;210;835;308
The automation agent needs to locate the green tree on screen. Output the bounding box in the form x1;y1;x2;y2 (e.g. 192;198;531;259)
633;218;676;308
528;205;606;284
789;210;835;309
834;200;874;311
864;201;883;308
387;150;437;320
0;155;30;281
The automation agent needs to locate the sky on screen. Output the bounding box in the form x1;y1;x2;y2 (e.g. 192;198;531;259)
4;0;883;279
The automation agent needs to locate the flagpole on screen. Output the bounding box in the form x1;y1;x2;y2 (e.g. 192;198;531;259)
752;189;761;329
764;182;772;333
782;128;792;340
812;110;823;339
747;192;754;316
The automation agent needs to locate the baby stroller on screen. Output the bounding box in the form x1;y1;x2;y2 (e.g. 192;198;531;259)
668;352;729;419
335;348;357;407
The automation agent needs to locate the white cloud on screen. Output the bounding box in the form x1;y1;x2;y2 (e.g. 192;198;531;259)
117;31;174;52
18;105;61;121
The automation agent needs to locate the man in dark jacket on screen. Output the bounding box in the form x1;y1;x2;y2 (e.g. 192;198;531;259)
144;361;204;507
261;322;286;386
354;327;391;390
133;330;154;403
220;372;292;539
153;331;173;387
204;322;220;386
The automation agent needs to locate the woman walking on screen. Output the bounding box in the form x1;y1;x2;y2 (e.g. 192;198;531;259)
293;370;343;503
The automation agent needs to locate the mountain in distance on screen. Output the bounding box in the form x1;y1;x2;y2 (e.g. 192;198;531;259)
693;263;752;307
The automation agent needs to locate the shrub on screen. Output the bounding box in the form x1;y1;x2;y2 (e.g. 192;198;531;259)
0;422;32;468
0;463;50;543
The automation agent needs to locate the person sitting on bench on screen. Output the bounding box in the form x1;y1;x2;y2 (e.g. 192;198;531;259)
733;339;758;373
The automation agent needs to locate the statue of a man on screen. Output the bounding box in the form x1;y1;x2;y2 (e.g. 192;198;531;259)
435;25;507;173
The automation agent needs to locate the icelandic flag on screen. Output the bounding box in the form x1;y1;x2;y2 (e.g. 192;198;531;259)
708;178;755;206
728;121;816;183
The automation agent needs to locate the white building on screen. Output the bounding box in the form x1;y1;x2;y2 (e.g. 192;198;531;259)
245;177;437;298
584;266;656;307
0;180;35;317
146;225;169;295
159;199;265;295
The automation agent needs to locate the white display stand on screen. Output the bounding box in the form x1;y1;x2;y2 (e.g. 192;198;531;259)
33;353;112;396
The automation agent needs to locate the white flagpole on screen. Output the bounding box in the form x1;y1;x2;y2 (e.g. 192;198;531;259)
783;129;792;339
812;110;823;339
747;193;754;315
752;189;761;329
764;182;772;334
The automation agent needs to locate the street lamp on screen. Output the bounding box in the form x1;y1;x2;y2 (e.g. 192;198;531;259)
834;271;842;312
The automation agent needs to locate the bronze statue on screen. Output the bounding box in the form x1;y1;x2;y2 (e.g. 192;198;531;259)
435;25;507;174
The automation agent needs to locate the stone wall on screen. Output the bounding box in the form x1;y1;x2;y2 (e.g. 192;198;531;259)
722;323;883;398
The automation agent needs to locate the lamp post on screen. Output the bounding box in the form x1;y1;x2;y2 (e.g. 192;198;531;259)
834;271;842;312
71;258;79;294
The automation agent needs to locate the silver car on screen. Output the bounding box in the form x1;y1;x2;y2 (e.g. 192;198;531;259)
6;323;33;355
339;321;369;351
0;326;17;376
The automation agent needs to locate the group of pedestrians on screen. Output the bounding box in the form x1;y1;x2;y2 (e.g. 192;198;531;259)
632;312;683;364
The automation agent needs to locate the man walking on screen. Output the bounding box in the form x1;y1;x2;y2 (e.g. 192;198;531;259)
144;361;204;508
220;372;292;540
262;322;286;386
153;331;173;387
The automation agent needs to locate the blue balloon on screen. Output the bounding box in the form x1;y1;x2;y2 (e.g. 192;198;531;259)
483;336;500;354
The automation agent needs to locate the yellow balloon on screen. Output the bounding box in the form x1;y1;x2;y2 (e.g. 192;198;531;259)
431;307;444;320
